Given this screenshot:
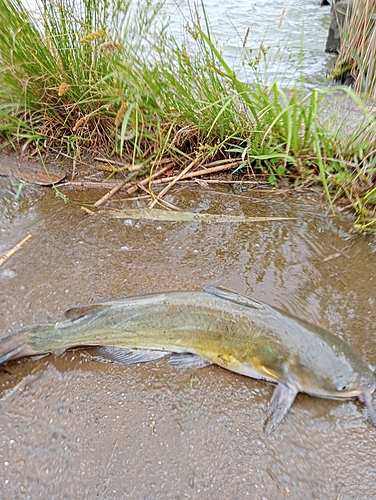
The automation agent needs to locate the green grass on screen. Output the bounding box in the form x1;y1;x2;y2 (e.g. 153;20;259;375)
0;0;375;231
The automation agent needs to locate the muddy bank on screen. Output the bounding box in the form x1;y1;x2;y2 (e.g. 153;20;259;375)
0;178;376;499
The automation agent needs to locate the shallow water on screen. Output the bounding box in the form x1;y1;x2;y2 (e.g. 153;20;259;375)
0;178;376;499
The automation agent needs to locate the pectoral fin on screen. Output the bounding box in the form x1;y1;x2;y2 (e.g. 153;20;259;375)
263;383;297;435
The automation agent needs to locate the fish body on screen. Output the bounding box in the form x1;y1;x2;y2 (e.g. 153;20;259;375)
1;286;375;433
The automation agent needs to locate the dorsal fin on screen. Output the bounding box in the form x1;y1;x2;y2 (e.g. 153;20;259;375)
202;286;266;310
64;304;105;321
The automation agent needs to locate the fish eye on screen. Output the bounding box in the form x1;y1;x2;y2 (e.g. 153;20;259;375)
335;380;349;391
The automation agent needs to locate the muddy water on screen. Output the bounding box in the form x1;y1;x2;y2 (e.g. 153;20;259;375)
1;179;376;499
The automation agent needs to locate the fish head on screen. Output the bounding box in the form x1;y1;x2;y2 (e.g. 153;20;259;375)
278;334;376;427
296;360;376;428
283;354;376;401
316;368;375;400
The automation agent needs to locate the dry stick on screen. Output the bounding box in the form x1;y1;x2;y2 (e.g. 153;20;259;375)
0;234;32;267
117;194;151;201
137;182;154;196
135;183;180;211
150;162;241;186
148;158;201;208
64;160;236;191
155;179;261;186
90;162;149;208
159;199;183;211
93;180;129;207
172;162;239;179
199;158;237;167
126;162;174;195
64;180;127;188
81;206;96;215
63;163;174;193
94;156;174;168
79;179;130;213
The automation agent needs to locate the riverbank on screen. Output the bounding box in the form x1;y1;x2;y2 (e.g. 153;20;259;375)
1;174;376;499
0;0;375;231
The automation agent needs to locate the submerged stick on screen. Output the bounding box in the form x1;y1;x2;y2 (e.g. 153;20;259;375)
93;181;128;207
0;234;32;267
99;208;296;223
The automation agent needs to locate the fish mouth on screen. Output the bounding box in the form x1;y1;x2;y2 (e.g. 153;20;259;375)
310;391;364;401
307;384;374;401
310;376;376;402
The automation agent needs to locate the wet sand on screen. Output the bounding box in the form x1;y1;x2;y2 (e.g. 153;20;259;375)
1;179;375;499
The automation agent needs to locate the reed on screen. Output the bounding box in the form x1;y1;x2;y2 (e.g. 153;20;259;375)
0;0;170;151
335;0;376;97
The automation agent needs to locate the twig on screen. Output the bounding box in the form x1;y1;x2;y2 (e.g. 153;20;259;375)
81;175;136;213
94;155;174;168
81;206;96;215
160;179;260;185
126;162;174;195
134;183;180;211
171;162;239;179
0;234;32;267
159;199;182;211
93;181;129;207
63;180;127;188
149;158;200;208
150;162;240;186
117;194;151;201
62;160;239;195
136;183;153;196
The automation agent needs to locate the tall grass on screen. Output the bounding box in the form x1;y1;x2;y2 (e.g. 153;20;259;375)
0;0;172;151
335;0;376;97
0;0;375;231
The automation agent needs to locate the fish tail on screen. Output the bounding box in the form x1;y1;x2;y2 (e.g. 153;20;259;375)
0;324;55;364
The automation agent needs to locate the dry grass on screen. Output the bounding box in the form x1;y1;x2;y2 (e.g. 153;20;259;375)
335;0;376;97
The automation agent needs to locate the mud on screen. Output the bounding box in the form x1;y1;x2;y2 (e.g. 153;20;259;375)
0;178;376;499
